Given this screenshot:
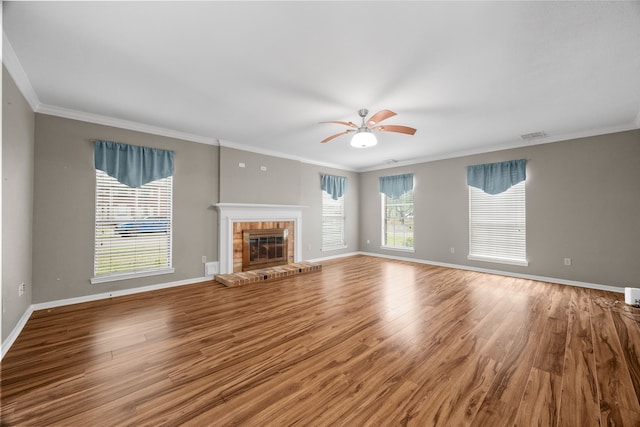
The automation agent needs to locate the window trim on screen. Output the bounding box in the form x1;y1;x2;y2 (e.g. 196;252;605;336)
380;190;415;252
467;254;528;267
90;267;175;285
380;244;416;253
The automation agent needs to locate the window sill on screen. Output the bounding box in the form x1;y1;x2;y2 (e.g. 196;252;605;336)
91;268;175;284
322;245;348;252
467;254;528;267
380;245;415;253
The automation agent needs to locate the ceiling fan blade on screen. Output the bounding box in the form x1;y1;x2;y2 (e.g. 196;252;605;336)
373;125;417;135
321;131;351;143
366;110;396;127
319;120;358;128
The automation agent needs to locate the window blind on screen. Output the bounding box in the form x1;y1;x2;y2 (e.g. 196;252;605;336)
322;190;346;250
94;170;173;280
468;181;527;266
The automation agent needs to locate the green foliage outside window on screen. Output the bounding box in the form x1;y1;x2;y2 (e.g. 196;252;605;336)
383;190;414;249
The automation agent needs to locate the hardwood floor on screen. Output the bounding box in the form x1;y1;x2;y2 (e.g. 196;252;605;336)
2;255;640;426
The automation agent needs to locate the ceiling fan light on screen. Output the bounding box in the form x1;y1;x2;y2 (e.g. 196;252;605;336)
350;130;377;148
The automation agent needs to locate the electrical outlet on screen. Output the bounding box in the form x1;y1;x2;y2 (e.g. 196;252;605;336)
450;247;455;254
564;258;572;266
202;255;207;263
238;162;245;168
18;282;25;296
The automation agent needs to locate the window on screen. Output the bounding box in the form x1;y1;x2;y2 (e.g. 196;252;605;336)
322;190;346;250
468;180;527;266
382;189;414;250
92;170;173;283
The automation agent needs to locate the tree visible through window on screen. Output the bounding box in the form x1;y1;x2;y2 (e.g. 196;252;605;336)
382;190;414;249
94;170;173;280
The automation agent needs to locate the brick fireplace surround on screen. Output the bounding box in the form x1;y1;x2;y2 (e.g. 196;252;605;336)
214;203;304;275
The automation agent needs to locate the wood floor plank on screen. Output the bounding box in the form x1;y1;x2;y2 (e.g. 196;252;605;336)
512;285;572;426
470;294;551;426
2;255;639;426
532;287;571;377
589;290;640;425
609;300;640;403
557;287;601;427
514;368;562;427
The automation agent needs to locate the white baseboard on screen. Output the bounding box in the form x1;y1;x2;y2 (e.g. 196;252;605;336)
1;305;35;360
312;251;624;293
346;251;625;294
308;251;361;262
1;276;211;361
32;276;212;311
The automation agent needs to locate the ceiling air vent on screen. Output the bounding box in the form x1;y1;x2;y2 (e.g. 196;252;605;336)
520;131;547;141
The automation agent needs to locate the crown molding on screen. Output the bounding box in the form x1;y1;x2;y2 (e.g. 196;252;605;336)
2;31;41;111
300;157;358;172
359;122;640;172
38;102;354;170
219;139;356;172
37;104;220;146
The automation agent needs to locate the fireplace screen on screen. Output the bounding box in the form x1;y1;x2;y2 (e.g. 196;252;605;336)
242;228;288;271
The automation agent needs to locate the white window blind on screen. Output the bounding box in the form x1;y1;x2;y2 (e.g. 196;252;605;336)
322;190;346;250
468;181;527;266
382;190;414;250
93;170;173;282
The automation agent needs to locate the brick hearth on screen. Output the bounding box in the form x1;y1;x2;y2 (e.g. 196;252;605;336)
214;261;321;287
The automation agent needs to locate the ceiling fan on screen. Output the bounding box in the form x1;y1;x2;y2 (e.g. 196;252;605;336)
320;108;417;148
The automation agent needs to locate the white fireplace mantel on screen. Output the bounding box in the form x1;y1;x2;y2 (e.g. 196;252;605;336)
214;203;305;274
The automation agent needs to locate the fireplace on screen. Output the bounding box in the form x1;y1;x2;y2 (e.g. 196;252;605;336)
214;203;304;274
243;228;288;271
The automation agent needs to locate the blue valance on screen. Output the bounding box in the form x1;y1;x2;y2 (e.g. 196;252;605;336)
94;140;175;188
467;159;526;195
321;174;347;200
379;173;414;199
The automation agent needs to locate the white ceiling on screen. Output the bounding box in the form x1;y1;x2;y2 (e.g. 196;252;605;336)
4;1;640;171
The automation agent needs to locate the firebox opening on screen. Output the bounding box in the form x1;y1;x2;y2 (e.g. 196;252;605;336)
242;228;289;271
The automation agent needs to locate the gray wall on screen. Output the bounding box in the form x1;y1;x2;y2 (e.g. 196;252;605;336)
219;146;301;205
2;66;35;341
360;130;640;289
32;115;219;303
